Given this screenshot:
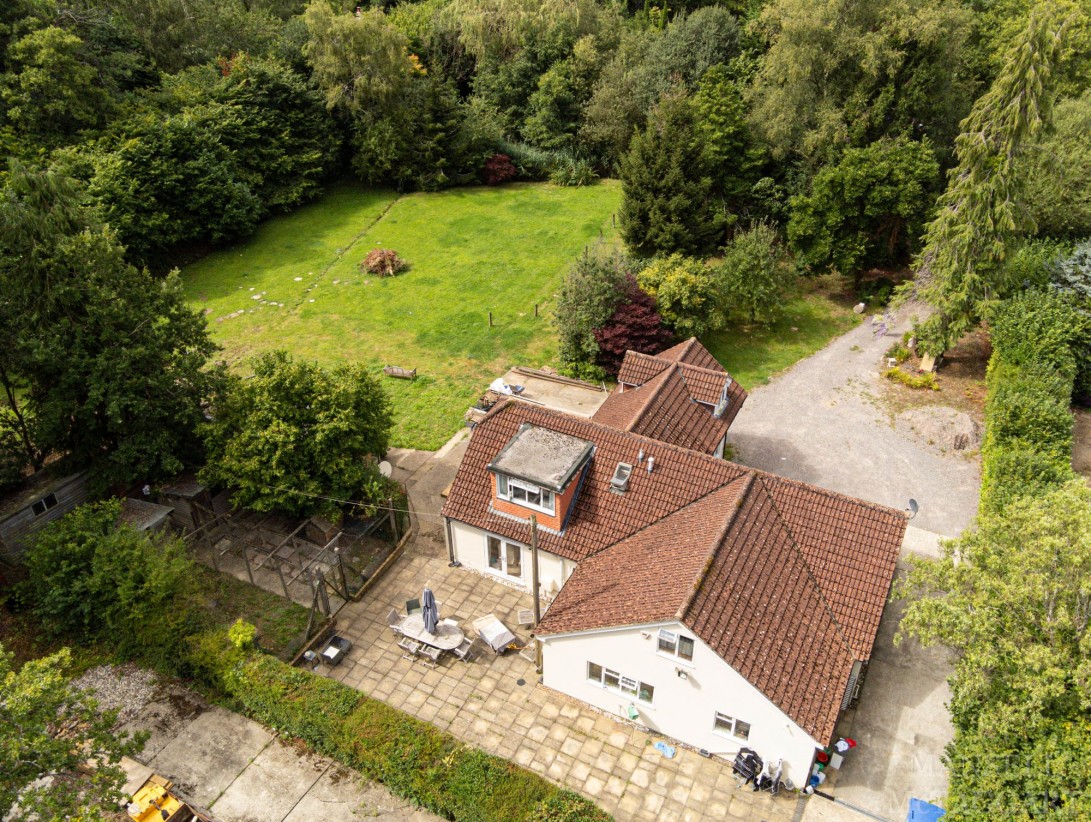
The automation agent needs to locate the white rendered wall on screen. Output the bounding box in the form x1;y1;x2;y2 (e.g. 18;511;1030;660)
540;622;820;787
448;520;570;598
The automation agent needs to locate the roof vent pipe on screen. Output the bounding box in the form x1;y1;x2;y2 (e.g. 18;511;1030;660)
647;456;655;473
638;448;645;463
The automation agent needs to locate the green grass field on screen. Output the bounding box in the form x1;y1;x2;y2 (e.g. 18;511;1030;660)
702;275;860;389
183;180;622;449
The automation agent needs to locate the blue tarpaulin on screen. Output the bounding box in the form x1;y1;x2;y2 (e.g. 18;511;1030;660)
907;799;946;821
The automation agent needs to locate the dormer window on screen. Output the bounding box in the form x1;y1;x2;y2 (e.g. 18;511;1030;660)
497;475;555;515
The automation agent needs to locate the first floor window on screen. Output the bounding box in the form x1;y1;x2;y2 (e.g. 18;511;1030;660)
587;661;655;704
713;711;751;741
657;629;695;662
496;474;555;514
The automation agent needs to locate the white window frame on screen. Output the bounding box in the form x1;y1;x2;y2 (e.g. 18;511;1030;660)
485;535;524;580
713;711;751;741
31;493;58;517
657;629;695;663
496;474;555;515
586;661;655;704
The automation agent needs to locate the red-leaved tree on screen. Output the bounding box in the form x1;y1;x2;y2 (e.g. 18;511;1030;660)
482;154;517;185
593;277;674;376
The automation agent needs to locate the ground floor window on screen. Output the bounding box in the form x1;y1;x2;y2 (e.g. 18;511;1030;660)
486;535;523;579
587;661;654;704
713;711;751;741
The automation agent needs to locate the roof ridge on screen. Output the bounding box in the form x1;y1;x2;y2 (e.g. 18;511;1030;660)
755;474;857;660
624;364;678;432
676;473;754;622
577;470;750;565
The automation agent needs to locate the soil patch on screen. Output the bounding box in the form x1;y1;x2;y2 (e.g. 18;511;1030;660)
1073;409;1091;479
896;406;982;456
880;328;990;427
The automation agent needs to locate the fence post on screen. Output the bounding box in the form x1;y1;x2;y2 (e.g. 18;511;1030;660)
488;311;493;327
387;497;399;543
275;561;291;600
243;545;255;585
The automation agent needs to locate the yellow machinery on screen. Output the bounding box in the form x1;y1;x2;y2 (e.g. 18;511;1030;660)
126;775;196;822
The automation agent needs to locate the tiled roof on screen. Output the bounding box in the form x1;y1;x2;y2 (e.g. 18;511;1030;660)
446;402;906;743
596;342;747;451
442;402;747;563
656;337;724;371
534;478;751;634
682;477;860;742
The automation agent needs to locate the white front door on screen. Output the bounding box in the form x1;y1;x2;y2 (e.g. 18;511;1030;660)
486;535;523;580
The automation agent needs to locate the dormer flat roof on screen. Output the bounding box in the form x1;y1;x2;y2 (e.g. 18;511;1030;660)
487;424;594;492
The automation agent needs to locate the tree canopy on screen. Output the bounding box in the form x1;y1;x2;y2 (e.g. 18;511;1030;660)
199;351;395;519
1;644;145;821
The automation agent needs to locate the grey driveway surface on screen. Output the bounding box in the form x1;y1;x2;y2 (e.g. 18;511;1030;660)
728;304;980;538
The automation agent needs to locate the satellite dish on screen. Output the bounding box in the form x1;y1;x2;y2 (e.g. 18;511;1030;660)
379;460;393;478
906;499;919;519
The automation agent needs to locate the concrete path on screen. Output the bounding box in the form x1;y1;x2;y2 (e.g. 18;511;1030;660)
728;304;980;538
119;685;440;822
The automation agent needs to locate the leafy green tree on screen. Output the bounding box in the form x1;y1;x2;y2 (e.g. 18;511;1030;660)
788;137;939;284
749;0;973;163
24;500;197;664
896;481;1091;818
691;64;763;208
718;223;794;323
163;54;341;211
637;254;725;337
522;35;603;152
0;163;220;486
554;248;632;376
85;110;263;264
1;26;112;149
909;3;1074;355
619;91;724;257
1022;90;1091;240
303;1;414;114
1;644;145;821
200;351;394;519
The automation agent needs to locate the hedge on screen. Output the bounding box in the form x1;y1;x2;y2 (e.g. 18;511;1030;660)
979;294;1082;514
186;629;610;822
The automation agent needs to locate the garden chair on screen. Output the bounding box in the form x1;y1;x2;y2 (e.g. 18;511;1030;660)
420;645;443;668
398;637;420;661
405;598;421;616
387;608;405;635
452;638;476;663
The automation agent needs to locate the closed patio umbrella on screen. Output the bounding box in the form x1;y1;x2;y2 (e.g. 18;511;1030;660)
422;587;438;634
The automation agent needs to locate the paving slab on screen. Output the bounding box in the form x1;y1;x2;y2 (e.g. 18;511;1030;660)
283;767;438;822
149;707;273;807
211;737;326;821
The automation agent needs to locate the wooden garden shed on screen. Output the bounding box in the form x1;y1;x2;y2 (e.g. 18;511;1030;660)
0;468;91;568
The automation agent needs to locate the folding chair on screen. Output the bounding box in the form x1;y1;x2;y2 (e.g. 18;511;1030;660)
398;637;421;661
387;608;405;635
405;598;421;616
420;645;442;668
452;638;475;662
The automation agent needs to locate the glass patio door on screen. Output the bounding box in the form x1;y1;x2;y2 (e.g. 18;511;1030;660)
487;536;523;579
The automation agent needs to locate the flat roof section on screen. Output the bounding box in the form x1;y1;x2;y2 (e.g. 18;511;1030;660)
487;424;594;492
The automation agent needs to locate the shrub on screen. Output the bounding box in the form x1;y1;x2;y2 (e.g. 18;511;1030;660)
637;254;725;338
987;290;1084;388
717;222;793;323
362;248;408;277
22;500;198;671
593;276;674;376
883;368;938;390
885;343;911;364
555;248;634;375
549;157;597;187
481;153;517;185
494;140;560;180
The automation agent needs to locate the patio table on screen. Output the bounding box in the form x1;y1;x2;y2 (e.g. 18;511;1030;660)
400;613;465;650
472;614;518;653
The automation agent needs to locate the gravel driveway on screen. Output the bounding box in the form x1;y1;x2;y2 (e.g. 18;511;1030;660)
728;305;980;539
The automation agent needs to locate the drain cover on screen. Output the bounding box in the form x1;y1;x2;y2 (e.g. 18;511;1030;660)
516;678;526;686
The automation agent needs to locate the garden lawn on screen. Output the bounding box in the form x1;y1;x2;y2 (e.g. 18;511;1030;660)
183;180;622;449
702;275;860;389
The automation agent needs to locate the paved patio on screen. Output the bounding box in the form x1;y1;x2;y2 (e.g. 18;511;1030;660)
325;530;800;822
